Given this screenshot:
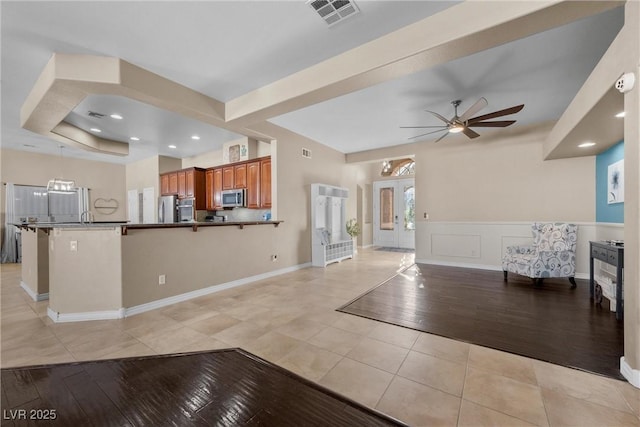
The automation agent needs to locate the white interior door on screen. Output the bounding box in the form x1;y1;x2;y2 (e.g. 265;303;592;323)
373;179;415;249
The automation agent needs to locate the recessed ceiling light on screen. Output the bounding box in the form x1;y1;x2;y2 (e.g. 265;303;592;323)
191;135;200;140
110;114;123;120
615;111;625;118
578;142;596;148
168;145;177;149
90;128;101;133
130;137;140;141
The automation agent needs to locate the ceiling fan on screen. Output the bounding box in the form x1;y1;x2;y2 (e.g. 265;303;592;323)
401;98;524;142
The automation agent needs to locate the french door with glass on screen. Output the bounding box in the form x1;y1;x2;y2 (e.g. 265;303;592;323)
373;179;415;249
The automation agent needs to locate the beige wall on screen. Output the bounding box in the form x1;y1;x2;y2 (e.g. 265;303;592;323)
182;149;223;169
20;228;49;297
414;126;594;222
181;140;272;169
158;155;181;174
121;225;281;307
251;122;371;265
126;155;159;193
0;149;127;230
49;227;123;314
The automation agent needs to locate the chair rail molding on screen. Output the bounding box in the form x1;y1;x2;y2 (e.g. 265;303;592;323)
414;221;612;279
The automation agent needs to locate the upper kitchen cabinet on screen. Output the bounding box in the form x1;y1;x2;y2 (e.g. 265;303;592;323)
160;168;206;208
177;170;186;197
160;174;170;196
222;167;235;190
204;156;271;210
213;168;223;210
246;156;272;209
205;169;214;210
168;173;178;195
246;161;261;209
234;164;247;189
260;158;272;208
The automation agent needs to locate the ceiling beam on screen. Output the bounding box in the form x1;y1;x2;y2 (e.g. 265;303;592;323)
544;16;633;159
225;1;623;127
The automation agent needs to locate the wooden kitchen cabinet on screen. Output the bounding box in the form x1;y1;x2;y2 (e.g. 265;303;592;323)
246;161;261;209
260;158;272;208
168;173;178;195
213;168;223;209
177;171;187;198
234;164;247;189
160;174;170;195
201;157;269;211
222;167;235;190
205;169;214;210
160;168;206;208
185;169;195;197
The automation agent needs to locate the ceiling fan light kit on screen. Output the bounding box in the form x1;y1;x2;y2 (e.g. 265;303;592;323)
401;97;524;142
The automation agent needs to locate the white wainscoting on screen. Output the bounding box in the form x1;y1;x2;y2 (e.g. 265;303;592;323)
414;221;617;279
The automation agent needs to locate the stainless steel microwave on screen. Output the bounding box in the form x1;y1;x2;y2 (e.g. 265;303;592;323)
221;189;245;208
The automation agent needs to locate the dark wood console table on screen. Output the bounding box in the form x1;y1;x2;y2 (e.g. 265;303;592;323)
589;241;624;320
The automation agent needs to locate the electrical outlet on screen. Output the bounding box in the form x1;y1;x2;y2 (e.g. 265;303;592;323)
70;241;78;252
159;274;166;285
271;255;278;262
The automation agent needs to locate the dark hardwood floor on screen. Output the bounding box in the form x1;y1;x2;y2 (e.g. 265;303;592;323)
338;263;624;379
1;349;406;427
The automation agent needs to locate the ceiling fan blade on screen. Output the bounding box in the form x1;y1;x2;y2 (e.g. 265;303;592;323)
399;126;448;129
467;120;516;128
458;97;488;123
426;110;452;124
468;104;524;123
408;129;447;140
462;127;480;139
434;132;449;143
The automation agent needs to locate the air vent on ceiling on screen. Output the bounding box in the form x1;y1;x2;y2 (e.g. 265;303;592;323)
307;0;360;27
87;111;105;118
302;148;312;159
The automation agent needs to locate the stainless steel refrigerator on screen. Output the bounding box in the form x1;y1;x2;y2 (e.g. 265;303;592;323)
158;195;178;223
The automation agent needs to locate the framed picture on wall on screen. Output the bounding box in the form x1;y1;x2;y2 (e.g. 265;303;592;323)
607;159;624;204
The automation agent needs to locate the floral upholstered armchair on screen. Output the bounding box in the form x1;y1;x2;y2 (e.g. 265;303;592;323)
502;223;578;288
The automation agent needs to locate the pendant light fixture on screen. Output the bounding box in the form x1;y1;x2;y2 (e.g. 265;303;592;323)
47;145;76;194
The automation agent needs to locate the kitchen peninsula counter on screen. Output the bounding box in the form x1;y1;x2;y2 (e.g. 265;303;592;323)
17;220;282;233
21;219;286;323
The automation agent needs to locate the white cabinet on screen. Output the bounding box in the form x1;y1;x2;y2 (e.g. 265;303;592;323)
311;183;353;267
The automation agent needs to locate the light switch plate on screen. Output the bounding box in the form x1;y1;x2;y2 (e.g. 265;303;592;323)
70;241;78;252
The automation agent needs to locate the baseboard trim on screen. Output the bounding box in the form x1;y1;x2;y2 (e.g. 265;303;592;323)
47;307;125;323
621;357;640;389
415;259;502;272
20;281;49;302
415;259;589;280
124;262;312;317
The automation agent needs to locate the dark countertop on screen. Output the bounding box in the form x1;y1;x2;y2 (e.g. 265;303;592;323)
16;221;282;233
122;220;282;232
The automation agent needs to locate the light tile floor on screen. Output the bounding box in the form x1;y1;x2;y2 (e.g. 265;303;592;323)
1;249;639;426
